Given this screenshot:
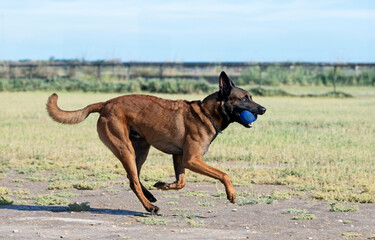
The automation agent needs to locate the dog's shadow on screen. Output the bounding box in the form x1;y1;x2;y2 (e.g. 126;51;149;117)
0;204;144;216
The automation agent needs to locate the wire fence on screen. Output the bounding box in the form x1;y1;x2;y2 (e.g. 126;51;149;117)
1;61;375;87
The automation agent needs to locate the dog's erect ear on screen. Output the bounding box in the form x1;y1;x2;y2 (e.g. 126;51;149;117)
219;71;235;100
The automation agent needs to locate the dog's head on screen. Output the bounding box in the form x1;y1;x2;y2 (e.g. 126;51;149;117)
218;71;266;128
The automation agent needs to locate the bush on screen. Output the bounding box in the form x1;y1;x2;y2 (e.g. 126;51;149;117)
0;78;216;94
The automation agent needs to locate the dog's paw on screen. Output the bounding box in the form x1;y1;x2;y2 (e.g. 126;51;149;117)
146;205;159;214
153;181;169;190
227;193;236;203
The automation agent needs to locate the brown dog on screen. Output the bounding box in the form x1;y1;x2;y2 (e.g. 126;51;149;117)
47;71;266;213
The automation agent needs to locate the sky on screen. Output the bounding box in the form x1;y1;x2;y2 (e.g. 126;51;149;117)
0;0;374;62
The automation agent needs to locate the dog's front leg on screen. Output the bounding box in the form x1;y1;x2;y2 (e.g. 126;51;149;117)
154;155;185;190
182;140;236;203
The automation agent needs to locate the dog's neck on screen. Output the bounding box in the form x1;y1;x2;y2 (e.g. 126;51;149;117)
201;92;232;132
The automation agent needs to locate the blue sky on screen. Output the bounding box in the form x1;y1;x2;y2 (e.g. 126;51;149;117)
0;0;374;62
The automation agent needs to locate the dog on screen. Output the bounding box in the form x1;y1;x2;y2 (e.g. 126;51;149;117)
47;71;266;213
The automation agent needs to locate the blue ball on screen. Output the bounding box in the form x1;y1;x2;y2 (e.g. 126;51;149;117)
240;110;257;124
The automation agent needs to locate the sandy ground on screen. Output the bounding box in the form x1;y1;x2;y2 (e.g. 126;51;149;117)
1;179;375;240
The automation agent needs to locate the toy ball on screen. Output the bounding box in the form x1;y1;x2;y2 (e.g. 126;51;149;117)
240;110;257;125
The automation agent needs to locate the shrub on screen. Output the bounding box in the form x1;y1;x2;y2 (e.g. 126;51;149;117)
67;202;91;212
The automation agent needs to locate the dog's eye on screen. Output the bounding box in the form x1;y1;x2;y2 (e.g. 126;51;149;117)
241;96;249;102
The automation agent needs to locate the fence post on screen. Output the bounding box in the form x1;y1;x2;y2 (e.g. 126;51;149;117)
97;64;102;81
258;63;264;88
8;65;12;79
28;66;33;79
159;63;164;79
333;65;337;93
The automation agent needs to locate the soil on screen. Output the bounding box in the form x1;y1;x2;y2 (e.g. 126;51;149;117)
1;177;375;240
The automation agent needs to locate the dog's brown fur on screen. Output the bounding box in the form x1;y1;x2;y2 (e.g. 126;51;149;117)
47;71;266;213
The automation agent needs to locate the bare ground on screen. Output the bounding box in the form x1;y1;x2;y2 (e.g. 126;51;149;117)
1;176;375;240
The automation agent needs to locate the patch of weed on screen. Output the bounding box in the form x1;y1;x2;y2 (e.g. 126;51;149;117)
170;208;188;212
292;214;316;220
164;194;179;199
342;232;363;238
167;201;179;205
330;202;358;212
0;196;13;205
196;200;214;207
27;175;47;182
237;196;277;206
12;189;30;195
34;194;69;206
212;191;226;199
136;217;168;225
67;202;91;212
181;191;211;198
73;182;99;190
48;181;73;190
186;219;204;226
54;192;77;197
285;208;308;214
294;185;316;191
107;189;120;194
11;179;25;183
0;187;11;195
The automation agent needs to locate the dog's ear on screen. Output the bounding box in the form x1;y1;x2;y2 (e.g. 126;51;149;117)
219;71;235;100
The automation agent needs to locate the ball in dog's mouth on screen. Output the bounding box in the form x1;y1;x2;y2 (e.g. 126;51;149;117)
240;110;257;128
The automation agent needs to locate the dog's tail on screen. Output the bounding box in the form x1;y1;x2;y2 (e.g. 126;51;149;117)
46;93;105;124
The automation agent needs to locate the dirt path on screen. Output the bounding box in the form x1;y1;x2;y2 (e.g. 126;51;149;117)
1;182;375;239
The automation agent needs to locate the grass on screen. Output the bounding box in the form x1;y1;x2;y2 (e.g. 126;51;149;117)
181;191;211;198
236;195;277;206
196;200;214;207
34;194;70;206
136;217;168;225
285;208;308;214
72;182;100;190
0;196;13;205
342;232;363;238
0;187;11;195
291;214;316;220
67;202;91;212
186;219;204;226
0;90;374;205
329;202;359;212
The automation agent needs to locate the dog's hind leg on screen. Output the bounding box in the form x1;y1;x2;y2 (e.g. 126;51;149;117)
97;116;159;213
131;137;157;202
154;154;185;190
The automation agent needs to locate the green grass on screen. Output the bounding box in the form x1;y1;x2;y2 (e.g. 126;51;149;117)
136;217;168;225
34;194;70;206
181;191;211;198
285;208;309;214
330;202;359;212
0;196;13;205
342;232;363;238
0;187;11;195
237;195;277;206
291;214;316;220
0;91;374;204
186;219;204;226
67;202;91;212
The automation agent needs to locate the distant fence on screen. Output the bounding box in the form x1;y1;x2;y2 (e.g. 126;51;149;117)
1;61;375;89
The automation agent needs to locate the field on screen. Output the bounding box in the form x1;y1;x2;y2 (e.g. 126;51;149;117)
1;90;375;239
